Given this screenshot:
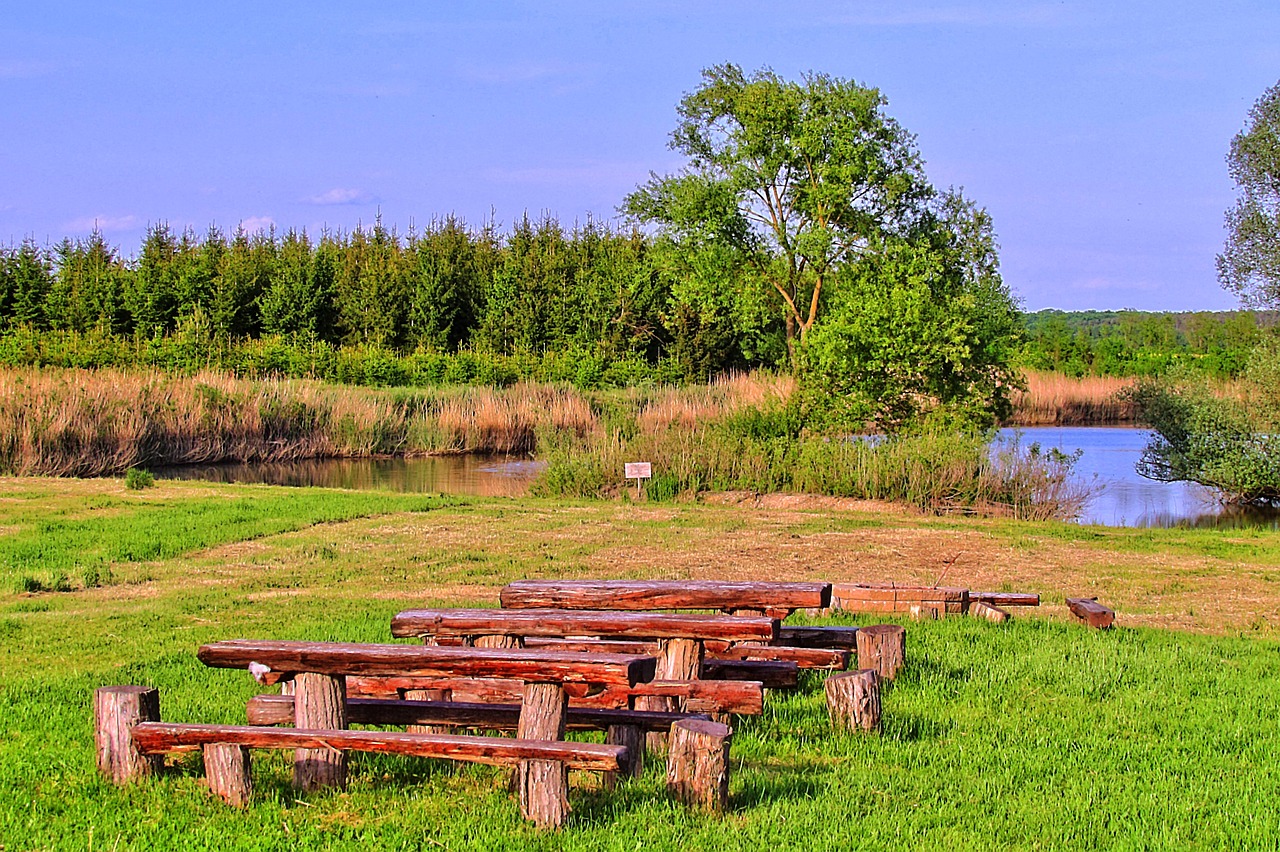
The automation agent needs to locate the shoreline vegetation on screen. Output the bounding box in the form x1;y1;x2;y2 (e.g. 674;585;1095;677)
0;366;1103;519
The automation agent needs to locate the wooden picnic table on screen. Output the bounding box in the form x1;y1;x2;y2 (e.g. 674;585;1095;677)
499;579;832;619
197;639;658;821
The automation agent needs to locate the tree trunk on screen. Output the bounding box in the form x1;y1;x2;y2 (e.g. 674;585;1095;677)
204;743;252;807
94;685;162;783
855;624;906;682
293;672;348;791
515;683;569;829
666;719;731;813
824;670;881;732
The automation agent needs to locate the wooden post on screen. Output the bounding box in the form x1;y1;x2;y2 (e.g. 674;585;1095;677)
643;638;704;750
401;687;452;734
293;672;348;791
666;719;731;813
516;682;569;829
856;624;906;682
94;685;162;783
604;723;644;789
971;601;1010;623
204;743;252;806
824;670;881;732
473;634;523;649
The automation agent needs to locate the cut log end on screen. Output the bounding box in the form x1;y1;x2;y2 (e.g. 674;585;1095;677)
94;685;162;784
824;669;881;733
666;718;731;813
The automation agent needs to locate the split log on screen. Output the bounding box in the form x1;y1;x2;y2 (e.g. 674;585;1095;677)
293;672;347;791
1066;597;1115;629
500;580;830;614
855;624;906;682
94;685;162;783
701;659;798;688
824;670;881;733
515;682;569;829
203;743;252;806
709;645;849;670
666;719;731;813
970;601;1010;623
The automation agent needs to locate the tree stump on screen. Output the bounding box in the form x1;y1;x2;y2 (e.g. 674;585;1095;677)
204;743;252;806
515;682;569;829
604;722;644;789
642;638;705;750
293;672;348;791
856;624;906;682
401;687;452;735
970;601;1010;623
94;685;162;783
824;669;881;732
666;719;731;813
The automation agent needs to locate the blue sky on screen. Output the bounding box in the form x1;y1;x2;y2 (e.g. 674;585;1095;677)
2;2;1277;311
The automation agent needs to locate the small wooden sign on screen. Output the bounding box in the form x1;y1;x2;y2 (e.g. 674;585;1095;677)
624;462;653;479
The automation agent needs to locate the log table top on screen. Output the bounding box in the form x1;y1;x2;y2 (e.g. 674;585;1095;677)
197;639;657;687
390;608;780;643
499;580;831;618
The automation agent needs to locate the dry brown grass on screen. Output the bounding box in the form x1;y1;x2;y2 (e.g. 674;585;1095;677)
1007;371;1137;425
635;371;793;433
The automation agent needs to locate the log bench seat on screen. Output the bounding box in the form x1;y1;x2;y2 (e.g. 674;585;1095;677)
130;722;628;808
499;579;831;619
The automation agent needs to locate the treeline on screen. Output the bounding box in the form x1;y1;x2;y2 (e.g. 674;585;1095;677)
1021;309;1278;378
0;216;786;383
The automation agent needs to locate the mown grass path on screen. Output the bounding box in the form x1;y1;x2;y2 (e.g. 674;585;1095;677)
1;478;1277;849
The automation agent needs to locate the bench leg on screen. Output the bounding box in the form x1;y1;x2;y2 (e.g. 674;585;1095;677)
293;672;348;791
204;743;252;806
604;723;643;788
516;682;568;829
401;687;452;734
645;638;704;751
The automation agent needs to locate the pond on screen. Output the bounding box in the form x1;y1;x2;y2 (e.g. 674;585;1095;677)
153;428;1279;529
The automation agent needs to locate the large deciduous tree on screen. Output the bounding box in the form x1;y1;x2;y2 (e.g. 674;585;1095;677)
1218;79;1280;309
624;63;931;361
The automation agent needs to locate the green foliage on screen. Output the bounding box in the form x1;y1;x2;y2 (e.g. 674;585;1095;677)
799;194;1023;432
1219;79;1280;309
1131;337;1280;505
124;468;155;490
625;63;930;358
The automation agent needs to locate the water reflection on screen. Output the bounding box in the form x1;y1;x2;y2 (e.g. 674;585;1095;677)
153;455;546;498
999;426;1280;529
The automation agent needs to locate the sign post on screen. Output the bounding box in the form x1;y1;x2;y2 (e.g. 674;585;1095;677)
623;461;652;500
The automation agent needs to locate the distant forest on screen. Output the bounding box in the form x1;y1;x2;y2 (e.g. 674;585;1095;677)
0;219;1274;386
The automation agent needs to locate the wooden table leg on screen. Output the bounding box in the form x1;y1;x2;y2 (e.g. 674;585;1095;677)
516;682;568;829
642;638;705;751
293;672;348;791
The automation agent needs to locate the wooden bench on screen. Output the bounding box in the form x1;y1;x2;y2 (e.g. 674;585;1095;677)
831;583;1041;619
499;580;831;619
195;639;659;826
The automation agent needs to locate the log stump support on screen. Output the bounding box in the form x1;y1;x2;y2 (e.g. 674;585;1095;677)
516;682;569;829
401;687;453;735
94;685;162;783
204;743;252;806
472;634;524;649
856;624;906;682
666;719;731;813
824;670;881;733
604;721;644;789
293;672;348;791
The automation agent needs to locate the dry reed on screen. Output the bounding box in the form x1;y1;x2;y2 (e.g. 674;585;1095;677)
1007;371;1136;426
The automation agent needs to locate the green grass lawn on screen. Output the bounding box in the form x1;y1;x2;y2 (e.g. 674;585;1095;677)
1;478;1278;850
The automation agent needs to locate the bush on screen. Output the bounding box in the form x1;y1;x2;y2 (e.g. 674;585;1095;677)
124;467;155;490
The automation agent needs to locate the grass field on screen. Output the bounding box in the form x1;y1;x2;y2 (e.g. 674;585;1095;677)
1;478;1278;850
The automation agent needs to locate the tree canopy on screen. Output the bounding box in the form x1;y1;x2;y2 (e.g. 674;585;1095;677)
624;63;931;359
1219;79;1280;309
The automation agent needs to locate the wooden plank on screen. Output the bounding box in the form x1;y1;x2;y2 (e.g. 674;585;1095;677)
345;676;767;715
499;580;830;613
197;640;657;687
707;646;849;670
391;608;778;643
971;592;1040;607
776;626;859;649
1066;597;1115;629
246;694;708;733
131;722;625;771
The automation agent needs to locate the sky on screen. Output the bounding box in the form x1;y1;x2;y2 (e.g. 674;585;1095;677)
2;2;1278;312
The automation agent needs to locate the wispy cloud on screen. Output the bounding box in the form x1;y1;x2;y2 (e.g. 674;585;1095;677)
238;216;276;233
0;59;59;79
304;188;376;206
63;214;139;233
824;4;1073;28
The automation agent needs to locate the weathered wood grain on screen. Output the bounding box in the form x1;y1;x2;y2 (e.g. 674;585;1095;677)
1066;597;1115;629
392;609;778;643
500;580;830;613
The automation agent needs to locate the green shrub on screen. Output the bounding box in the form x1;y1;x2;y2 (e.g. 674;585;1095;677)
124;467;155;490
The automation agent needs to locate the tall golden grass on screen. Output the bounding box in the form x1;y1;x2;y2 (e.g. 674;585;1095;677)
1006;371;1137;426
0;368;600;476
